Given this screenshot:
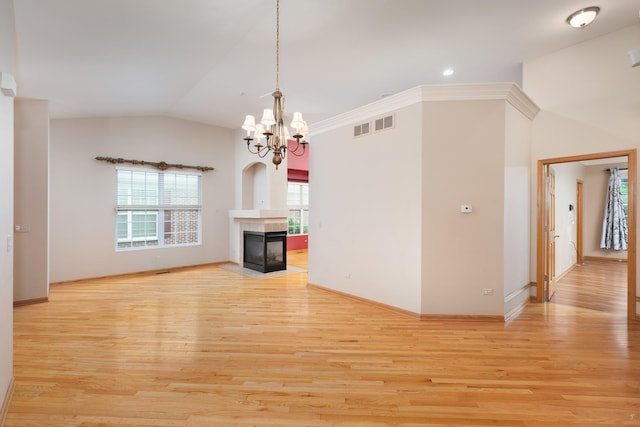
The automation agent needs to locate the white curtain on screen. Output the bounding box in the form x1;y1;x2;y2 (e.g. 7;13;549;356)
600;168;628;250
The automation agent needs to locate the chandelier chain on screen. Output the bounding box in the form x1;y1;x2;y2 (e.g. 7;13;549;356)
275;0;280;90
240;0;307;169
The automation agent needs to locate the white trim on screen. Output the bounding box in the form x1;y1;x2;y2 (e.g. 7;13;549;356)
0;72;16;97
312;86;422;135
504;282;532;304
229;209;289;219
310;83;540;136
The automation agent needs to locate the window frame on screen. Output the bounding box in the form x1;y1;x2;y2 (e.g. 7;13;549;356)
117;210;159;243
287;182;309;236
115;167;203;251
620;169;629;223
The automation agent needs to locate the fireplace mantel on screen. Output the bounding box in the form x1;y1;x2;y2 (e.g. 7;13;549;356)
229;209;288;220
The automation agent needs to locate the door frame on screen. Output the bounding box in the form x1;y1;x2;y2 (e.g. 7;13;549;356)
576;180;584;266
536;149;637;320
544;165;557;301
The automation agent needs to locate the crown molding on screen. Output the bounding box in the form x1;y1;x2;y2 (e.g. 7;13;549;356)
0;72;16;98
310;83;540;136
310;86;422;135
504;86;540;120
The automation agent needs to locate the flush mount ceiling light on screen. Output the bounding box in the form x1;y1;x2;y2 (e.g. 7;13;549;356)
566;6;600;28
241;0;308;169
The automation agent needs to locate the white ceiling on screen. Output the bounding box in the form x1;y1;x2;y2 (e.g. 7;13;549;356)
11;0;640;130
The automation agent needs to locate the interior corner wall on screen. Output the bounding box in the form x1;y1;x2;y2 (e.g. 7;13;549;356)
0;0;14;412
421;100;505;316
308;103;423;314
0;94;12;419
50;116;235;283
523;25;640;314
14;99;50;302
503;103;532;315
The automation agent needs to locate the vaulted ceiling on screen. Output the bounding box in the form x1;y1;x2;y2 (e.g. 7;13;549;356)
11;0;640;129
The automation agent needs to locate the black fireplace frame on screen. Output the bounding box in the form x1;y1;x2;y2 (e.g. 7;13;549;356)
243;231;287;273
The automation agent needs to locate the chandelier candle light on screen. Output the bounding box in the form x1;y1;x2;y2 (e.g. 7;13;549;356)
241;0;308;169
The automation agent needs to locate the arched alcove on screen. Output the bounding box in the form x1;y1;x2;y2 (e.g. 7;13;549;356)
242;162;267;210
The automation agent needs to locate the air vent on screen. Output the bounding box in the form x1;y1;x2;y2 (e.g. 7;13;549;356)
353;122;370;138
374;114;394;132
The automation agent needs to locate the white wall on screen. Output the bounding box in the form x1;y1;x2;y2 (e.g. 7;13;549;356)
503;103;532;315
0;0;14;413
309;102;423;314
309;84;536;317
422;100;505;316
524;24;640;314
50;116;235;283
525;25;640;144
550;162;584;276
14;99;49;302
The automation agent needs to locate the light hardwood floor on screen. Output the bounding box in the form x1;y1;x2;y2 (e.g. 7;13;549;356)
550;259;628;315
6;253;640;426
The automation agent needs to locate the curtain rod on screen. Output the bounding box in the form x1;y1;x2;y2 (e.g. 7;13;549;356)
605;167;628;171
95;156;214;172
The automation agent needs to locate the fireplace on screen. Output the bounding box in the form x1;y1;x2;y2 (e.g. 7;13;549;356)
243;231;287;273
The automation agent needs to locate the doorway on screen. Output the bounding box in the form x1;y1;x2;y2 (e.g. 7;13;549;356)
536;149;637;320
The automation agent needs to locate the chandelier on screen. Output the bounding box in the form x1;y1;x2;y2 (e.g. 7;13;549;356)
241;0;308;169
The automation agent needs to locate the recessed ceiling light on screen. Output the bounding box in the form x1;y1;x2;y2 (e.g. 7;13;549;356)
442;68;455;77
566;6;600;28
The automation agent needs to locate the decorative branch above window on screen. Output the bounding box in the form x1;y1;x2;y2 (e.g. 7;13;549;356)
95;156;214;172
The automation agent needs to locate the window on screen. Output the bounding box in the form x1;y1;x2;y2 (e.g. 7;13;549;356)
287;182;309;235
116;168;202;250
620;169;629;222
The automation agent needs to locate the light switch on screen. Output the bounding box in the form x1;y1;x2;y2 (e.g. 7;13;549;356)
15;224;31;233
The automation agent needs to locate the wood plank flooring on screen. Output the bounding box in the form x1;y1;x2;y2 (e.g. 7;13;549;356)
550;259;627;315
6;252;640;426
